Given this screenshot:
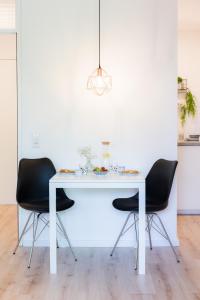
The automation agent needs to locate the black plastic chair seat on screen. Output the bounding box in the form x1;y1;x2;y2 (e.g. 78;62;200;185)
17;158;75;214
113;194;168;213
19;197;74;213
113;159;177;214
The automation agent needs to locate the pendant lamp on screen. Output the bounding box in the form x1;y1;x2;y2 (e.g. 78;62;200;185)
87;0;112;96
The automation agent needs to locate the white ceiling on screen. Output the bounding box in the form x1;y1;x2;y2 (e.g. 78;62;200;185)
179;0;200;31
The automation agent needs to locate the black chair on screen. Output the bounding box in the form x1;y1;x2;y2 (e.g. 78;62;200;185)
13;158;77;268
110;159;179;268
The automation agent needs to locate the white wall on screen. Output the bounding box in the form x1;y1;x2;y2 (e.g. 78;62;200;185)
0;34;17;204
19;0;178;246
178;30;200;136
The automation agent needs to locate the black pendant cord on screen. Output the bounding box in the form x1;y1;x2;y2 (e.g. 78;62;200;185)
99;0;101;68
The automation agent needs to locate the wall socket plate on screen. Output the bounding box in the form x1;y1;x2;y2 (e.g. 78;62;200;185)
32;133;40;148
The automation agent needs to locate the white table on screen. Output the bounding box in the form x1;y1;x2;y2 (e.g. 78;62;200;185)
49;173;146;274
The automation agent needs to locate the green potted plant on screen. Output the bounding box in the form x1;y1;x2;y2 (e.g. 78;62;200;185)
179;90;197;125
178;77;197;141
177;76;183;84
177;77;183;90
177;76;187;90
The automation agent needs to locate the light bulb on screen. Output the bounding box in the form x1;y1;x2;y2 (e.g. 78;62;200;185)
87;67;112;96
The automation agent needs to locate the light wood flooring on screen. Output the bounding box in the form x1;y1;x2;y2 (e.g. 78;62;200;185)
0;205;200;300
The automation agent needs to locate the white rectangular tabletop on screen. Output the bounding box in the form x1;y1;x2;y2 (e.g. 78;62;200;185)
50;173;145;187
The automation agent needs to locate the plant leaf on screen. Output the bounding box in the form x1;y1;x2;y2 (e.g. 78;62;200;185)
179;104;187;125
186;91;196;117
178;77;183;84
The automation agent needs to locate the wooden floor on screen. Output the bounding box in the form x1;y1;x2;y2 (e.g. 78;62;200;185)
0;205;200;300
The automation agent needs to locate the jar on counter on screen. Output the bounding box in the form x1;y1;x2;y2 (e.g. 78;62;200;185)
101;141;111;169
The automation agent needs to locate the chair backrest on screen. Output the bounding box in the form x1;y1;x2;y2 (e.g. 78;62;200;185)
17;158;65;204
146;159;178;206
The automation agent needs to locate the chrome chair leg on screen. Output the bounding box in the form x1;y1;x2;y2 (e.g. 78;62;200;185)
27;213;39;268
153;213;180;263
134;213;138;270
57;239;59;248
13;212;34;255
56;213;77;262
147;215;153;250
110;212;133;257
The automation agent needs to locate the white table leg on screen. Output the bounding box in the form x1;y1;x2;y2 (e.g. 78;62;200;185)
138;183;146;274
49;183;57;274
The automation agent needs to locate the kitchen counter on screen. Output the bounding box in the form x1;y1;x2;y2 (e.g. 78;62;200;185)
178;144;200;214
178;141;200;146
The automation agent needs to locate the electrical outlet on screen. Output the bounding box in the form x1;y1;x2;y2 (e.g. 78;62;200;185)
32;133;40;148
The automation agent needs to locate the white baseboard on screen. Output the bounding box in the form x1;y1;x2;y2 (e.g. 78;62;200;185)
21;238;179;248
178;209;200;215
